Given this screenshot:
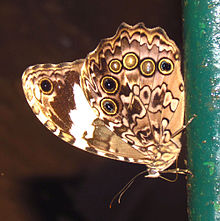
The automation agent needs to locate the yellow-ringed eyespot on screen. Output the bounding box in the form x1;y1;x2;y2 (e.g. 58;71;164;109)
101;76;119;94
100;98;118;115
108;59;122;73
140;58;155;76
123;52;138;70
39;78;53;94
158;58;174;75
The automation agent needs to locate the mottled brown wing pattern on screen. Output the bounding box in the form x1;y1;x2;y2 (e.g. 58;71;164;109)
22;59;158;165
22;23;185;177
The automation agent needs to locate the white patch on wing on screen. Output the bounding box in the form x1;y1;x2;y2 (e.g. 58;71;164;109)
118;156;125;161
96;151;105;157
128;158;134;162
69;84;97;148
37;110;49;125
171;99;179;112
53;128;60;136
34;85;41;101
29;97;36;107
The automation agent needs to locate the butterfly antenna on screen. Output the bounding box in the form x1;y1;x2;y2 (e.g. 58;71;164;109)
109;169;148;208
159;158;192;182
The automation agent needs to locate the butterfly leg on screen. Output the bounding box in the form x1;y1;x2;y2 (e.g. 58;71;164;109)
144;167;192;179
160;168;192;175
160;168;192;182
171;114;197;138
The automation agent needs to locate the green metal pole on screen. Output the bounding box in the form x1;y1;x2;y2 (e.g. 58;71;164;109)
183;0;220;220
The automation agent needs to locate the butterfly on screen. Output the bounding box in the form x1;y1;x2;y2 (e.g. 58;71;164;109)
22;22;194;178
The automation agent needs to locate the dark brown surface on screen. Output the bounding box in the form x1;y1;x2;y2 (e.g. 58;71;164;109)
0;0;189;220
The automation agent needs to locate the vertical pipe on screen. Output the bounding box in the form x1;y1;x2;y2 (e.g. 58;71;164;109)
183;0;220;220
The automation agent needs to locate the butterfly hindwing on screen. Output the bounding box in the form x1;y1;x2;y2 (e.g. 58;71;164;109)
22;59;155;164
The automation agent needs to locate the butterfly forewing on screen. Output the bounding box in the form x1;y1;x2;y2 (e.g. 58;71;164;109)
81;23;184;173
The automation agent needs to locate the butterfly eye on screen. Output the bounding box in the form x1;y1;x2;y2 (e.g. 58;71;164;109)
123;52;138;70
39;78;53;94
140;58;155;76
158;58;174;75
109;59;122;73
101;76;119;94
100;98;118;115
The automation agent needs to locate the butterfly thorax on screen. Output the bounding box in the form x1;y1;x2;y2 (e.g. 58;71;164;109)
142;137;181;172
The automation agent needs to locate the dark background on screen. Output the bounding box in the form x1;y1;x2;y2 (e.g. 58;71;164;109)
0;0;189;220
